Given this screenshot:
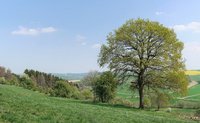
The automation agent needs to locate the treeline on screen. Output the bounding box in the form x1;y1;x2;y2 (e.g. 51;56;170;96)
0;66;93;100
0;66;119;104
24;69;62;88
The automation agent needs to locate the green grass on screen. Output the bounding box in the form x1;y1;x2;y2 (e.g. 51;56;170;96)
116;78;139;102
188;84;200;96
189;75;200;83
0;84;196;123
181;84;200;101
116;81;137;101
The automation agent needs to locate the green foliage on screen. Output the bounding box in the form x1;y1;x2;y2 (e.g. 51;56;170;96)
149;91;170;110
143;97;151;108
7;75;20;86
0;67;20;86
81;88;93;100
19;74;37;90
98;18;187;108
51;81;82;99
24;69;62;88
0;77;6;84
92;71;117;102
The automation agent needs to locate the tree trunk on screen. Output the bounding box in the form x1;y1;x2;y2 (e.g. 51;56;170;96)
138;70;145;109
139;86;144;109
157;104;160;111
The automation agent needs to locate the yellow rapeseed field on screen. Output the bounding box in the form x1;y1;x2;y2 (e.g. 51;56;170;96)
185;70;200;75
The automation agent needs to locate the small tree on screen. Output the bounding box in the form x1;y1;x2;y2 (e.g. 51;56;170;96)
92;71;117;103
150;91;170;110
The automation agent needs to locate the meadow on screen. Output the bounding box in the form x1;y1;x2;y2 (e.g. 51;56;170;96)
1;70;200;123
0;84;197;123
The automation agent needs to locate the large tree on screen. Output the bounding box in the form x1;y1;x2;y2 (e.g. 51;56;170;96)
98;19;188;109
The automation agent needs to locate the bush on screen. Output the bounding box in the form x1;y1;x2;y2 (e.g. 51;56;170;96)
51;81;82;99
19;74;37;90
144;97;151;108
0;77;6;84
51;81;73;98
81;89;93;100
7;75;20;86
148;91;170;110
92;71;117;103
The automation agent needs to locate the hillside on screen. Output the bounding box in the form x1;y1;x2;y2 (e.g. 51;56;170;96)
0;84;196;123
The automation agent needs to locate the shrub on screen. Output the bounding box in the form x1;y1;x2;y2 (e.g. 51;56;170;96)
19;74;37;90
148;91;170;110
7;75;20;86
0;77;6;84
81;89;93;100
51;81;82;99
144;97;151;108
92;71;117;103
51;81;73;98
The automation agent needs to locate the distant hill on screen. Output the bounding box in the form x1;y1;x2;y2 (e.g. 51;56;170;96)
52;73;88;80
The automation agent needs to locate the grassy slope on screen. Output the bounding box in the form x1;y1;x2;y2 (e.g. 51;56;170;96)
0;84;195;123
184;84;200;100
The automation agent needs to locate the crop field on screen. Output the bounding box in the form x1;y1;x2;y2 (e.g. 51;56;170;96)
0;84;196;123
185;70;200;76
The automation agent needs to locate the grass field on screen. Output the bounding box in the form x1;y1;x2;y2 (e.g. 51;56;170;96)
0;84;197;123
116;81;137;102
180;84;200;101
189;75;200;83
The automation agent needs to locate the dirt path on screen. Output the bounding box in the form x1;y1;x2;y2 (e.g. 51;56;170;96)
188;81;198;88
178;81;199;100
179;94;200;99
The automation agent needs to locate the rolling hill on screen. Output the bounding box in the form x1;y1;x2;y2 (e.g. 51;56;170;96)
0;84;196;123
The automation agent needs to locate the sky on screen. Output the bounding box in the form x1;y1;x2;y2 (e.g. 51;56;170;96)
0;0;200;73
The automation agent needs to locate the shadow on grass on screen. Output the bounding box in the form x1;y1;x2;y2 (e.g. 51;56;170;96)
79;100;141;110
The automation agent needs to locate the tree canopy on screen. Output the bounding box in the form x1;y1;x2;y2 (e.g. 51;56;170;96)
98;19;188;109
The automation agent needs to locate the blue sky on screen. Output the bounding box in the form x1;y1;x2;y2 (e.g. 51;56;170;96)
0;0;200;73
